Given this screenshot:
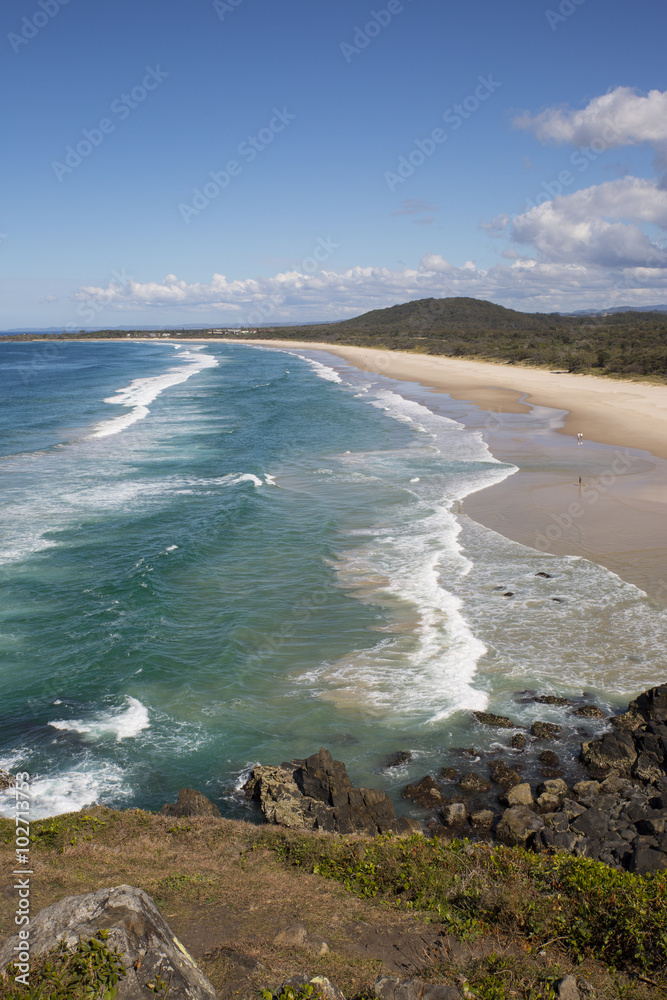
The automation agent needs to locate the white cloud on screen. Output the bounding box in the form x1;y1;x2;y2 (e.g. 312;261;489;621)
514;86;667;150
511;177;667;268
72;251;667;322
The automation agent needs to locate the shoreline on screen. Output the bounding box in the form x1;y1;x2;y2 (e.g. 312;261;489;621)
230;340;667;605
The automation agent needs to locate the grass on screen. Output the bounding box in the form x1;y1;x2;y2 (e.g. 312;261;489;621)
0;809;664;999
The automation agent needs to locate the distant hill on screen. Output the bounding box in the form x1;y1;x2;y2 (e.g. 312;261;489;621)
255;296;667;379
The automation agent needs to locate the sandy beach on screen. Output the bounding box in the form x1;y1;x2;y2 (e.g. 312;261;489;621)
231;340;667;606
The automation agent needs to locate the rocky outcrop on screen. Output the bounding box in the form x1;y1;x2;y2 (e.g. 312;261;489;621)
0;885;216;1000
581;683;667;782
473;711;517;729
375;974;463;1000
245;748;421;836
161;788;221;818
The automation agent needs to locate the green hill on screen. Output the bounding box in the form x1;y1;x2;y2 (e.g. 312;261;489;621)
258;296;667;379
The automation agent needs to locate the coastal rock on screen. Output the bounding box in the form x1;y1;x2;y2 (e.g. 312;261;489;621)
375;975;463;1000
611;683;667;731
403;775;446;809
534;695;572;707
0;885;217;1000
573;704;606;719
441;802;468;827
470;809;495;829
496;806;544;847
539;750;560;768
383;750;413;769
510;733;526;750
530;721;561;740
473;711;517;729
458;772;491;793
503;783;534;808
245;748;406;835
580;730;637;776
489;761;523;790
161;788;221;818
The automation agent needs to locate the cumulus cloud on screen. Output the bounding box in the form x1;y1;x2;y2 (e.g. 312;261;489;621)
514;86;667;149
72;251;667;322
511;177;667;268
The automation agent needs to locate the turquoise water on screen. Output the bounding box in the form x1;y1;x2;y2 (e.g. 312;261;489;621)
1;340;666;819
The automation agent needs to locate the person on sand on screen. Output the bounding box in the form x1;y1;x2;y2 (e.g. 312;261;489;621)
577;432;583;445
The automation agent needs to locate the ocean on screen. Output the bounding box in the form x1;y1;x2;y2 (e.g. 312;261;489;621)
1;339;665;820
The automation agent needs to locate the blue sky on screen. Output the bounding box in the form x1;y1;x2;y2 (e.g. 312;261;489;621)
2;0;667;328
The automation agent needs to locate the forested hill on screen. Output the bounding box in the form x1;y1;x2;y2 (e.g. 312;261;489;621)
257;297;667;379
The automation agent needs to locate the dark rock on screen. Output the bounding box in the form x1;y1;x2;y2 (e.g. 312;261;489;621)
440;767;458;781
473;711;516;729
502;591;514;597
629;843;667;875
510;733;526;750
489;761;523;790
530;721;561;740
539;750;560;767
535;572;552;578
496;806;545;847
540;768;564;779
161;788;221;818
635;810;667;835
382;751;413;769
534;695;572;706
245;749;404;835
580;730;637;776
403;775;446;810
553;831;579;852
0;885;217;1000
458;772;491;794
571;806;610;840
573;704;606;719
611;683;667;731
551;597;567;603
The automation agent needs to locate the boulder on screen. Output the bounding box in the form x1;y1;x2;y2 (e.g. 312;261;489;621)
536;778;569;798
496;806;545;847
470;809;495;829
383;751;413;769
573;705;606;719
580;730;637;776
458;772;491;793
161;788;221;818
441;802;468;827
473;711;516;729
530;721;561;740
534;695;572;706
282;975;346;1000
510;733;526;750
0;885;216;1000
489;761;523;790
403;775;446;809
504;783;534;808
245;749;404;835
555;975;581;1000
611;683;667;731
539;750;560;768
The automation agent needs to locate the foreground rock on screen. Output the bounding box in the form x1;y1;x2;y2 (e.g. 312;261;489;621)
245;748;421;836
0;885;216;1000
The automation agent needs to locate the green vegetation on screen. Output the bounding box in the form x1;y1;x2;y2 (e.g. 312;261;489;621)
261;297;667;380
267;832;667;975
0;931;126;1000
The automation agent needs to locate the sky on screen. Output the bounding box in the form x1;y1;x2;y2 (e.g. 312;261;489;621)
2;0;667;329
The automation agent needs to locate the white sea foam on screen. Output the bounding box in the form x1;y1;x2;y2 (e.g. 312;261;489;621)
48;696;150;742
90;349;218;438
0;763;131;820
283;351;344;384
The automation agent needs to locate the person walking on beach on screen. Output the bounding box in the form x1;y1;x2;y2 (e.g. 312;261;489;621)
577;432;583;445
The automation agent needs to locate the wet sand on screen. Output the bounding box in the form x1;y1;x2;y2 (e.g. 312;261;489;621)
233;340;667;605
